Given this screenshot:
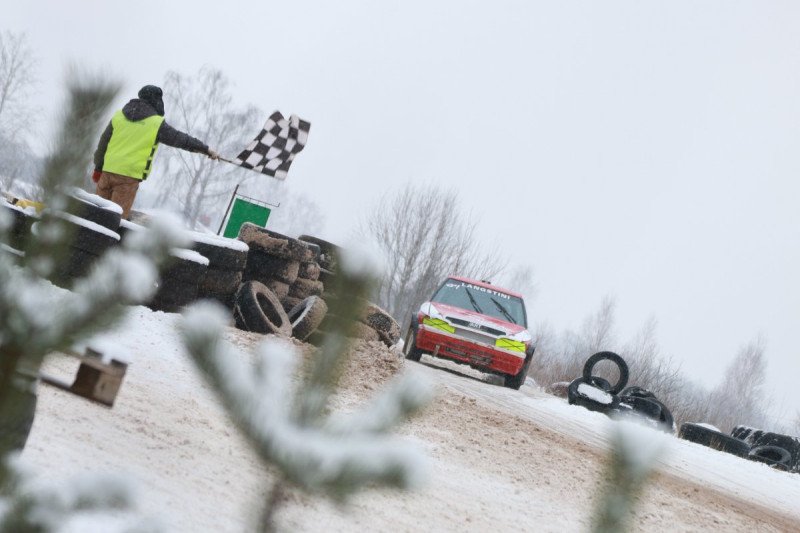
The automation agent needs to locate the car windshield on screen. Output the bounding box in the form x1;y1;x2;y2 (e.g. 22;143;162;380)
431;279;527;327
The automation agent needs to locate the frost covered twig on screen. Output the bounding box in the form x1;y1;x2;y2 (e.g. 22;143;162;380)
180;249;432;531
592;421;666;533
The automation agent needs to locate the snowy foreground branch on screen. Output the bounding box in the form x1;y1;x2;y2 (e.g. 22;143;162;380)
180;250;432;529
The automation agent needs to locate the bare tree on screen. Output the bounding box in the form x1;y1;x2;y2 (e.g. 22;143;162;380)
707;337;769;432
362;183;507;329
0;31;38;192
153;67;261;229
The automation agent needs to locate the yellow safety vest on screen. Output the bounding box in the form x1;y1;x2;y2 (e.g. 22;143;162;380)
103;111;164;180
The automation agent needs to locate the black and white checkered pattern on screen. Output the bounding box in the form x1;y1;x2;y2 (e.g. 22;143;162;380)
233;111;310;180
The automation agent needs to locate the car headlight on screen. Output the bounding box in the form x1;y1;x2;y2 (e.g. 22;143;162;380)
422;317;455;333
495;338;526;352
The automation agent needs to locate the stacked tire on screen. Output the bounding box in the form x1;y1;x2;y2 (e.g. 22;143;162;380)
678;423;750;458
47;211;121;287
236;224;317;338
614;386;675;433
568;352;627;414
149;249;209;313
190;232;250;310
298;235;341;304
730;425;800;472
281;240;324;314
1;201;37;252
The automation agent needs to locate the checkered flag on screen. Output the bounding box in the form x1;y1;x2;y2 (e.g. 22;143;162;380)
231;111;310;180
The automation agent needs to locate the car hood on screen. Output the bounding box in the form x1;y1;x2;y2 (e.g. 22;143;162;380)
425;302;528;336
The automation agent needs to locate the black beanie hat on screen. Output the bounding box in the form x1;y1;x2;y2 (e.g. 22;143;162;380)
138;85;165;116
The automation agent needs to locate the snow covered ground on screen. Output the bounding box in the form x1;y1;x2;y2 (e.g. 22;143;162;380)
21;305;800;532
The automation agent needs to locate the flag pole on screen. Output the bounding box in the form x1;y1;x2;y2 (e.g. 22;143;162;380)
217;183;240;236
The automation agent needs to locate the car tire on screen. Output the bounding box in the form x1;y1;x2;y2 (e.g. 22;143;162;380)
234;281;292;336
297;235;339;271
297;261;321;281
69;194;121;232
289;277;324;299
288;296;328;341
238;223;313;262
192;238;249;271
403;327;423;362
751;432;800;469
361;302;401;346
243;250;300;285
748;445;793;470
567;377;620;414
582;351;629;395
678;423;750;457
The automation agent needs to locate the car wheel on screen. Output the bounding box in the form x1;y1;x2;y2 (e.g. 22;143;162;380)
403;327;423;362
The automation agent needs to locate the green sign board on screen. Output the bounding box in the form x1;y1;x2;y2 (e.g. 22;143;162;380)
223;198;271;238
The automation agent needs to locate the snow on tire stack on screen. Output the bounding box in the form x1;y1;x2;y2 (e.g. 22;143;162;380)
188;232;249;310
47;189;122;287
116;211;209;314
236;223;326;339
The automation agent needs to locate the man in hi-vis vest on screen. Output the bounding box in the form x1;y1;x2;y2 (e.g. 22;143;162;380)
93;85;220;219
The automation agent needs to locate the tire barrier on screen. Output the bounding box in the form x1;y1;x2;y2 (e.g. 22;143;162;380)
567;377;621;414
148;249;209;313
191;232;249;310
678;423;750;458
564;352;674;433
38;211;121;287
233;280;292;336
287;296;328;341
582;351;629;395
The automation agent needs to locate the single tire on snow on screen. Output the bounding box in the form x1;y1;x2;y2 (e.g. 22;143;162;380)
678;423;751;457
234;281;292;336
751;432;800;469
582;351;629;395
403;327;423;362
567;377;620;414
748;445;793;471
238;223;313;262
243;250;300;285
288;295;328;341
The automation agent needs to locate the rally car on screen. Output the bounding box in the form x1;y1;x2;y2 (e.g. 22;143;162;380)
402;276;534;390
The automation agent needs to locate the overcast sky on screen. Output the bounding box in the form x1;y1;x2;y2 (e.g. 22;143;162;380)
7;1;800;422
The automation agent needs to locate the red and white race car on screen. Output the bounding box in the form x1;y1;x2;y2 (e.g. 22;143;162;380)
402;276;534;390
